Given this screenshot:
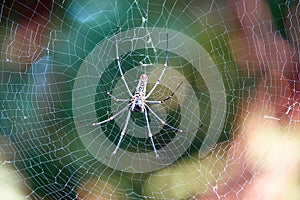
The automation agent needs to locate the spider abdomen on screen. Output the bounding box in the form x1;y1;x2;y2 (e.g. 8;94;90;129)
136;74;148;95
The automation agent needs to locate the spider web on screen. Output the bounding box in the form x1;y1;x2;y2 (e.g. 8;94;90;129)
1;0;299;199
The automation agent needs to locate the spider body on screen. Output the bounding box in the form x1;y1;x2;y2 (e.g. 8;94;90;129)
130;74;148;113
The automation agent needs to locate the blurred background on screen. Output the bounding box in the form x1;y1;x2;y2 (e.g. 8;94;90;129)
1;0;300;199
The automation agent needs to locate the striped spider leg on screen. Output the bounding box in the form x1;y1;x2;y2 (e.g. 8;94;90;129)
92;28;201;159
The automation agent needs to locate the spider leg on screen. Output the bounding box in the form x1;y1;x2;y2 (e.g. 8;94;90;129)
145;82;183;104
144;108;160;159
115;27;133;97
91;104;130;126
99;78;129;102
145;104;183;132
145;33;169;99
107;109;132;159
145;104;203;133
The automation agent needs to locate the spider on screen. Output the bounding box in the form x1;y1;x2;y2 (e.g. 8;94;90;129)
92;27;202;159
